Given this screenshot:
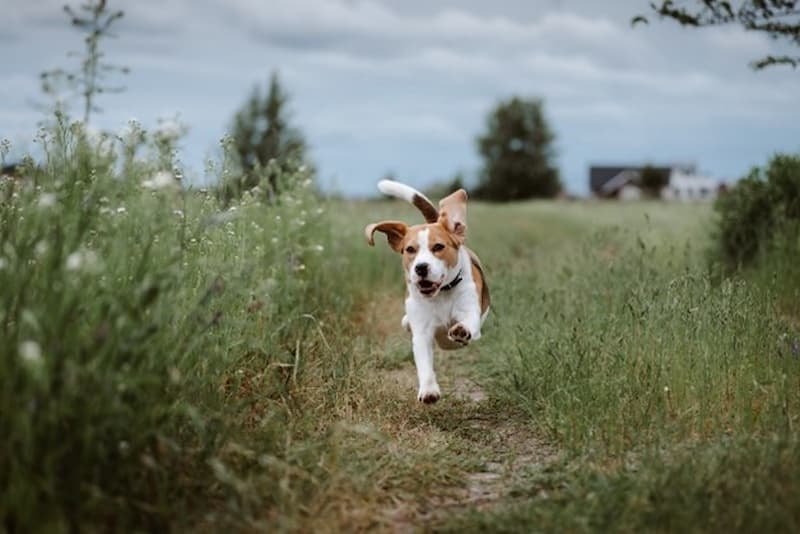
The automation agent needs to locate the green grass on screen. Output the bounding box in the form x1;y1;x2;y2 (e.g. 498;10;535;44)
3;116;800;532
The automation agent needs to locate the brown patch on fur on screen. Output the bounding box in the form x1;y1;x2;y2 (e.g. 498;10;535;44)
468;249;491;315
365;220;408;252
413;194;439;223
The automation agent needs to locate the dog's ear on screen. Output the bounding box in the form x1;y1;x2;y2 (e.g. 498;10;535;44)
365;220;408;252
438;188;468;240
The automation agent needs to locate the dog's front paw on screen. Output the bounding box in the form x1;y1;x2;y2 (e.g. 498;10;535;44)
417;382;441;404
448;323;472;346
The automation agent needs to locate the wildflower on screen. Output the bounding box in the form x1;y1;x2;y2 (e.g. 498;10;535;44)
34;241;48;257
99;206;111;215
156;118;183;140
116;206;127;214
312;244;325;252
37;193;57;208
142;171;176;190
169;367;181;384
65;249;101;272
19;340;42;365
663;386;670;393
271;237;279;245
173;209;184;219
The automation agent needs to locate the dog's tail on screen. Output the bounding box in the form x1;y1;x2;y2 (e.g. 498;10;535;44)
377;180;439;223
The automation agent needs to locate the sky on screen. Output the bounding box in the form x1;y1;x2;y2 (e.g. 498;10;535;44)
1;0;799;196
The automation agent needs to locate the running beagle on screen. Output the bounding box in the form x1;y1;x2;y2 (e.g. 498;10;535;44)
366;180;490;403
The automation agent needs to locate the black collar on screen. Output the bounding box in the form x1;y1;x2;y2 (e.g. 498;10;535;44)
440;269;463;292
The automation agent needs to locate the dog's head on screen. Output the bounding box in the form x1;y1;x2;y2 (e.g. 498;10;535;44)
366;189;468;298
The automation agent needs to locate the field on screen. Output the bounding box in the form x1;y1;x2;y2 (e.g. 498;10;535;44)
3;132;800;532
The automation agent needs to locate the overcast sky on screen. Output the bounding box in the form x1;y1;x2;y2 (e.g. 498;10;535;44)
1;0;798;195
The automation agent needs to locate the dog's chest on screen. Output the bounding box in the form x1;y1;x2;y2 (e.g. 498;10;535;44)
409;287;468;327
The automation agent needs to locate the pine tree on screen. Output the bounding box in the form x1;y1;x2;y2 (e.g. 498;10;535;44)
475;97;561;201
230;72;309;197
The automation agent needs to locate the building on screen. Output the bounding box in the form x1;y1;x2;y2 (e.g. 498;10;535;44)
589;165;722;201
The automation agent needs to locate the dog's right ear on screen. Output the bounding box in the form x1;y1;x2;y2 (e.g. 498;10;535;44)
365;220;408;253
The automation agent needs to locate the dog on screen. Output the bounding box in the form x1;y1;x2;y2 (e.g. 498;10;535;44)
365;180;490;404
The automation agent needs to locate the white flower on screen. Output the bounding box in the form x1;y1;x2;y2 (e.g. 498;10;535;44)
66;252;83;271
65;249;101;272
37;193;57;208
19;340;42;364
173;209;184;219
312;244;325;252
156;119;182;140
34;241;48;257
271;237;279;245
116;206;127;214
142;171;176;190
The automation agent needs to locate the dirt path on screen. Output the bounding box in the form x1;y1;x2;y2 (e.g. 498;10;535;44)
354;293;560;531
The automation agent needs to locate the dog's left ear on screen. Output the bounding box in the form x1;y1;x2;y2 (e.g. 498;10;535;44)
438;188;468;240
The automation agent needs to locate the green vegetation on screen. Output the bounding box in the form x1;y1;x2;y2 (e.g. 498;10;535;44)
475;97;561;200
3;116;799;530
713;154;800;269
40;0;128;123
226;72;311;204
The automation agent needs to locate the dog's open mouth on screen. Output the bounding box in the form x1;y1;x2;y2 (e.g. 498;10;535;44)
417;279;441;296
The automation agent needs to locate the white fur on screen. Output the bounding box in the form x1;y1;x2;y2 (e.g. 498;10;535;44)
377;179;433;206
404;244;486;403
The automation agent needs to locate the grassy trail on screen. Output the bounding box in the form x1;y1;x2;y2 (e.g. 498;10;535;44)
314;200;716;530
334;290;558;531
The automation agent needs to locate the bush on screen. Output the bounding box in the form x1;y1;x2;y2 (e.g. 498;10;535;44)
714;154;800;268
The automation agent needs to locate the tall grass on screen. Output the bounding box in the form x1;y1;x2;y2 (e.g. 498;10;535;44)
443;201;800;532
0;115;379;531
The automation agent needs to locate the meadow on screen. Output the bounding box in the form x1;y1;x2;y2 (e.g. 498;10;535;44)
2;122;800;532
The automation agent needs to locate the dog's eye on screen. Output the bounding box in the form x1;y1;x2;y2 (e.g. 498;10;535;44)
432;243;445;252
405;246;416;254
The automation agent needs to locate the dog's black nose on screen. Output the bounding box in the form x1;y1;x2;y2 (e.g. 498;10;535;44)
414;263;429;277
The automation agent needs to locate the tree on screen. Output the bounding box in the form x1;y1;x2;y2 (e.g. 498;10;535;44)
633;1;800;70
229;72;309;196
475;97;561;201
639;165;671;197
41;0;129;123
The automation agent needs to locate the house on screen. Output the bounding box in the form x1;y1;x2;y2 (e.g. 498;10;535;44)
660;170;722;201
589;165;722;201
